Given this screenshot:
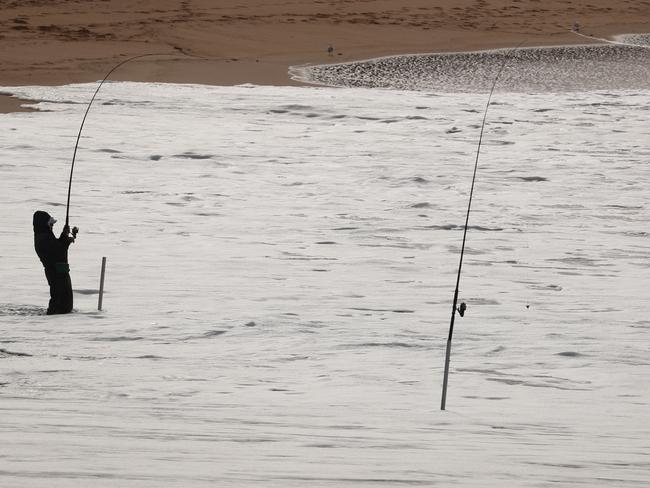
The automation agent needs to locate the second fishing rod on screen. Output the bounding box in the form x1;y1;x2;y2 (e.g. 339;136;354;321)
440;42;525;411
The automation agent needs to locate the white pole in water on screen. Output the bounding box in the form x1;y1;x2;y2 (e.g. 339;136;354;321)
98;257;107;311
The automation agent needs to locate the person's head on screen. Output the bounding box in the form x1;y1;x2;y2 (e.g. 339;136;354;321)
33;210;54;234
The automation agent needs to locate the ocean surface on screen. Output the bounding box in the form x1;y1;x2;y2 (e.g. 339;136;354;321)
1;42;649;486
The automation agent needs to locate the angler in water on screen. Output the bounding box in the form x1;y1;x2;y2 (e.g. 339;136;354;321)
33;211;78;314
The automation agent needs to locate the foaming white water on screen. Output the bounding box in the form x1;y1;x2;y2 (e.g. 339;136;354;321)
1;82;649;487
582;31;650;47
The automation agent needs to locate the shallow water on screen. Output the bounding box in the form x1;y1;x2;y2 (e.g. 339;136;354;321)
1;82;649;486
292;37;650;92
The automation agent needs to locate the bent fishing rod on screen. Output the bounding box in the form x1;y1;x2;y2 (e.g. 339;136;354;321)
65;52;192;227
440;42;525;411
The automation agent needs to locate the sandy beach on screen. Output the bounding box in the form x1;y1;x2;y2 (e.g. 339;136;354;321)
1;0;649;112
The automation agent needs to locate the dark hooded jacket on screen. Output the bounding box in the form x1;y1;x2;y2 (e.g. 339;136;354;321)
33;210;73;314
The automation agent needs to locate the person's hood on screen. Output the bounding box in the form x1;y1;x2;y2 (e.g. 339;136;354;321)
33;210;53;234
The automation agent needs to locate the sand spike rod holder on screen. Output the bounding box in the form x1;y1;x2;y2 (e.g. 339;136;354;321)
98;257;107;311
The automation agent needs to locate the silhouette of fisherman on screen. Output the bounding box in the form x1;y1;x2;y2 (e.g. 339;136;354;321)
33;211;78;314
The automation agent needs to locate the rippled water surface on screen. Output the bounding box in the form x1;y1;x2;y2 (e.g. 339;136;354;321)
1;82;649;486
293;35;650;92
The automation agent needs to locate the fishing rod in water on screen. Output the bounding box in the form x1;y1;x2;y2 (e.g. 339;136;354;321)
440;42;525;411
64;52;186;228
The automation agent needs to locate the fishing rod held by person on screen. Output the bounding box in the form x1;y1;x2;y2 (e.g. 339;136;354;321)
65;52;188;227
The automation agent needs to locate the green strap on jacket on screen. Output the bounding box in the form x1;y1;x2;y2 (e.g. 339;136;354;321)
55;262;70;274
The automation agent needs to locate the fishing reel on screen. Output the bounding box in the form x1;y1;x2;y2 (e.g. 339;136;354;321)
70;226;79;242
457;302;467;317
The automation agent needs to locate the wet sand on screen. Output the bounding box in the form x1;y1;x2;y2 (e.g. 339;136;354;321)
1;0;649;112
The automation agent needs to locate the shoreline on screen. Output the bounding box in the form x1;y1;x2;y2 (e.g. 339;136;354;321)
2;0;648;102
0;33;622;115
0;31;641;115
0;94;39;114
1;11;648;114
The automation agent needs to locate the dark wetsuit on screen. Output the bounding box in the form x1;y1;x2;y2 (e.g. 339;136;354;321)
33;211;73;314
